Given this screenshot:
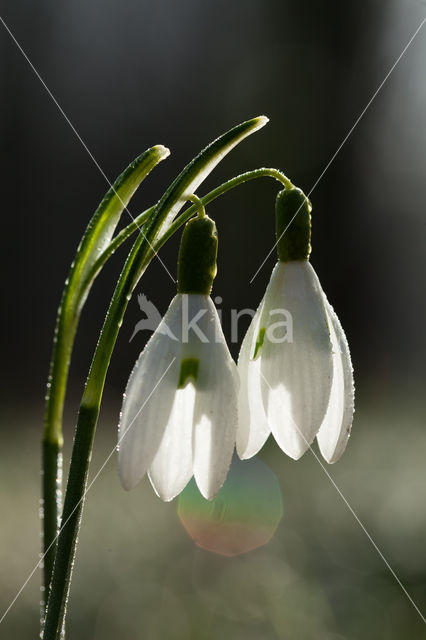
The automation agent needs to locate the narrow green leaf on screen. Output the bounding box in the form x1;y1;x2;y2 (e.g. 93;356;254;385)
80;205;156;296
129;116;269;288
70;144;170;311
156;115;268;237
44;145;169;444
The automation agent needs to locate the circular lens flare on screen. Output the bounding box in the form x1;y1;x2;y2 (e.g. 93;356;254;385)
177;456;283;556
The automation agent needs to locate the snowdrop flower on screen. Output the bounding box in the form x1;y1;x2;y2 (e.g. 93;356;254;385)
118;211;239;501
237;186;354;463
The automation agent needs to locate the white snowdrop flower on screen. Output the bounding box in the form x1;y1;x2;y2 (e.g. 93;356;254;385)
118;212;239;501
237;187;354;463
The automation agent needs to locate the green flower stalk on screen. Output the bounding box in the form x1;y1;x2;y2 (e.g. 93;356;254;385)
42;116;269;640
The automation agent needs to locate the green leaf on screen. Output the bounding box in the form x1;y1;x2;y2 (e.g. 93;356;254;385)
70;144;170;311
129;116;269;288
156;115;268;237
44;145;169;444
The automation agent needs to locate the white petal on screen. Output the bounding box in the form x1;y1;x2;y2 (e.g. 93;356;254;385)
236;299;271;459
118;296;183;490
317;300;355;463
192;298;239;500
148;383;195;501
260;261;333;459
145;293;228;501
147;294;216;501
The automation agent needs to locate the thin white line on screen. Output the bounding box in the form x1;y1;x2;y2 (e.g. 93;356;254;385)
0;358;176;626
250;16;426;284
0;15;176;283
259;370;426;625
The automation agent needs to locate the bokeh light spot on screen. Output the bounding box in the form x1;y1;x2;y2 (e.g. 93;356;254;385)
177;456;283;556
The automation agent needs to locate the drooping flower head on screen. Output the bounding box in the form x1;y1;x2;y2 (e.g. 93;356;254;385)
118;208;239;501
237;185;354;463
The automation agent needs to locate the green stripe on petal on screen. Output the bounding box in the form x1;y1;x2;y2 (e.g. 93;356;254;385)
253;327;266;359
178;358;200;388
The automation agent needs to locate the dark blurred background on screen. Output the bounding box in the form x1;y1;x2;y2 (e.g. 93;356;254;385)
1;1;426;638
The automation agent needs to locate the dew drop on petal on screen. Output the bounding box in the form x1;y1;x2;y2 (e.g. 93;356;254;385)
177;456;283;557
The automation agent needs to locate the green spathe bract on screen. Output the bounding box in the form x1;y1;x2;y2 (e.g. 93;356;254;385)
275;186;311;262
177;215;218;295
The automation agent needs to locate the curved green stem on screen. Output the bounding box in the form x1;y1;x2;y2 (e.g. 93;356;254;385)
187;193;206;218
43;116;267;640
157;167;292;249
